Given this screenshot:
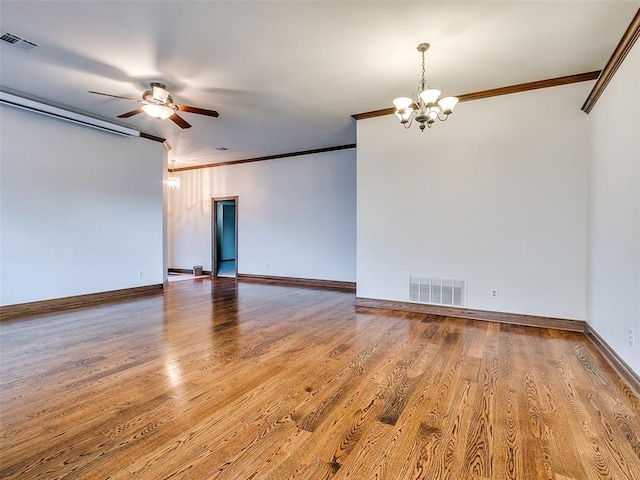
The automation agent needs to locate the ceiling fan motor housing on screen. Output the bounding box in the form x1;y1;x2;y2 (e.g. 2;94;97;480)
143;83;174;107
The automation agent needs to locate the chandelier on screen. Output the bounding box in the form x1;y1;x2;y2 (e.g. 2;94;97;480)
168;159;181;190
393;43;458;131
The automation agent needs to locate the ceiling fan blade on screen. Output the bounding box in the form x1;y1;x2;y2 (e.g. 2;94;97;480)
176;104;219;117
118;108;144;118
170;113;192;129
88;91;141;102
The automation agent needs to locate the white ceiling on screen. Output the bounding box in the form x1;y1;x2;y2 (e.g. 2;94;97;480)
1;1;638;167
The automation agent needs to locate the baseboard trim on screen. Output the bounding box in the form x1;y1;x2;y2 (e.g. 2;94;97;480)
168;268;196;274
0;284;164;321
237;274;356;292
168;268;212;276
585;324;640;398
353;297;585;332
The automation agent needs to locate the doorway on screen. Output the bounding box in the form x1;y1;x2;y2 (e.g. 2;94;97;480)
211;197;238;278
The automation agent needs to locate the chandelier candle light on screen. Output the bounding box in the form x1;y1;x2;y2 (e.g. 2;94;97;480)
393;43;458;131
168;159;181;190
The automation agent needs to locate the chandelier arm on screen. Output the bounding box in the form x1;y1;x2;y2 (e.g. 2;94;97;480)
404;115;414;129
413;95;426;115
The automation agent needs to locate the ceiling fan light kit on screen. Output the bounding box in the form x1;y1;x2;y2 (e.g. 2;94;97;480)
393;43;458;131
141;103;174;120
141;82;175;119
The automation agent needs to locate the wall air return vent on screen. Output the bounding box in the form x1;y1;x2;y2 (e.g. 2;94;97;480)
409;276;466;307
1;32;38;52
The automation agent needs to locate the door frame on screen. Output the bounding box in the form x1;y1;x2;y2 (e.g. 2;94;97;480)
211;196;238;278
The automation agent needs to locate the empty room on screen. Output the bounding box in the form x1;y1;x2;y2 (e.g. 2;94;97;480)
1;1;639;479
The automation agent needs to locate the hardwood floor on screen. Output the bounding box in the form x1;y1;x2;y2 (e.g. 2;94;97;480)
1;278;639;479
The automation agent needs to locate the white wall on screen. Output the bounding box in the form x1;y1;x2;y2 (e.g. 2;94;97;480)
357;82;591;320
168;149;356;282
0;106;165;306
588;41;639;374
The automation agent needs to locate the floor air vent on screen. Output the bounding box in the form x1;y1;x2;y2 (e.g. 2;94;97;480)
409;276;466;307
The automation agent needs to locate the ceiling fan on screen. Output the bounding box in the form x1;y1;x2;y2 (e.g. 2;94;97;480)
88;82;219;129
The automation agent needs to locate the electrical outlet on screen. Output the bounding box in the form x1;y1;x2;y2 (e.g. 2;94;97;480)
630;329;635;347
490;288;498;299
138;271;143;277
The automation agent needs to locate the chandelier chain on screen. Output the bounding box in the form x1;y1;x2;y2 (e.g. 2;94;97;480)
421;50;426;90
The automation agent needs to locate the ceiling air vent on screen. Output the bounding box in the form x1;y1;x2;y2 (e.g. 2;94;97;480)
1;32;38;52
0;33;20;44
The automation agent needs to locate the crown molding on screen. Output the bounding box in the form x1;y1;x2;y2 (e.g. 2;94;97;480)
140;132;166;143
456;71;601;103
352;71;601;121
582;8;640;114
0;90;140;137
174;143;356;172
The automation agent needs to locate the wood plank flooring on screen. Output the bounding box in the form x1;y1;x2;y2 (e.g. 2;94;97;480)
1;278;639;479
